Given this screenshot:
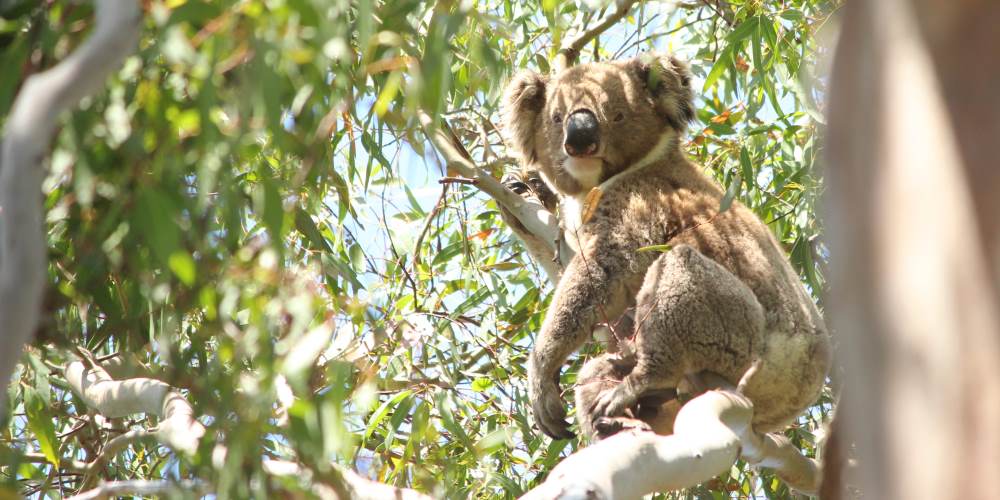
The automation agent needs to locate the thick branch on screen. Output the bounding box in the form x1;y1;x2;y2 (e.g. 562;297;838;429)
520;388;820;499
263;459;433;500
740;427;820;493
80;429;157;486
553;0;641;72
65;361;205;455
0;0;142;410
67;479;207;500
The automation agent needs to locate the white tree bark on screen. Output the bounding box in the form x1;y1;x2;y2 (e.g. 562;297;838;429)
66;479;207;500
0;0;142;410
520;388;820;499
264;459;434;500
65;360;205;455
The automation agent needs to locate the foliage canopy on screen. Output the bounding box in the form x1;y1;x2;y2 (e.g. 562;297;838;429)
1;0;839;497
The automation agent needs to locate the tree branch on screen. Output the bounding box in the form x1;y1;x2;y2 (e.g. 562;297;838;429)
417;111;560;255
553;0;642;72
64;360;205;456
0;0;142;411
263;459;433;500
520;385;820;499
67;479;207;500
66;353;430;498
80;429;157;486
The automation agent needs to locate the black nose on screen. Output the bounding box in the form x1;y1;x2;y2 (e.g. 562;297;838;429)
564;110;599;157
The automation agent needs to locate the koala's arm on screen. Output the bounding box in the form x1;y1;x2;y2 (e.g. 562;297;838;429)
529;243;636;438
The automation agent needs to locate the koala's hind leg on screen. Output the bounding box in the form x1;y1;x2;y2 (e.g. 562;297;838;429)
591;244;766;421
575;352;678;440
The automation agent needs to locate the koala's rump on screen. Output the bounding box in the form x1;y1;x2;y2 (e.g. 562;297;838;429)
585;163;830;431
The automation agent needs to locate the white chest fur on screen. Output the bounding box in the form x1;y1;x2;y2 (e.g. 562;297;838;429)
563;157;603;190
560;194;588;253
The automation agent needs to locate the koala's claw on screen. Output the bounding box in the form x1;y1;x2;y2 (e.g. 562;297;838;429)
531;384;575;440
501;173;530;195
593;416;653;439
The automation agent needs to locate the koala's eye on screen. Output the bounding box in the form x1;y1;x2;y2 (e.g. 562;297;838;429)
613;112;625;122
552;113;563;125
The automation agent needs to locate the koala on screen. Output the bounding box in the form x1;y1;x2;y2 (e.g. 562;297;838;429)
500;53;831;440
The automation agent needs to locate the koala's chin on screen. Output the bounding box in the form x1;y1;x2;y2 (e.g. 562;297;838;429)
562;157;604;190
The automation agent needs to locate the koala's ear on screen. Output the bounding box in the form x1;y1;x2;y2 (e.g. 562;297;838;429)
628;54;695;131
501;70;548;164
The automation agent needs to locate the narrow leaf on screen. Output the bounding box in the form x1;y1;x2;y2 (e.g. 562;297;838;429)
636;244;673;253
720;173;742;213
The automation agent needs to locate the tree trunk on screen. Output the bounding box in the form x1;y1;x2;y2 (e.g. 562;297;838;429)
824;0;1000;498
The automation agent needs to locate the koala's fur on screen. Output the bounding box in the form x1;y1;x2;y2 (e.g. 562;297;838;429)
500;54;831;440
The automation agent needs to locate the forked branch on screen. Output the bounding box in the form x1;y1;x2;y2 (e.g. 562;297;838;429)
417;110;561;253
553;0;642;72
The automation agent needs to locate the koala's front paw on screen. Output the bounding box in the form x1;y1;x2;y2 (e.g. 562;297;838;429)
501;172;531;195
590;380;640;420
530;377;575;440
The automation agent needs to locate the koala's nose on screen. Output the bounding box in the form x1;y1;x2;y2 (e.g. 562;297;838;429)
564;110;599;157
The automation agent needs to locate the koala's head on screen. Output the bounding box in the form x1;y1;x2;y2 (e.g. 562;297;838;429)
502;54;694;196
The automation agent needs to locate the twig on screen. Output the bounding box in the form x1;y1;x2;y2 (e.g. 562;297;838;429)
614;16;708;58
21;453;89;473
438;176;479;185
553;0;642;72
701;0;734;27
80;429;157;488
411;185;450;272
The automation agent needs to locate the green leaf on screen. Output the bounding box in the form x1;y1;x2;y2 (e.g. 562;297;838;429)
471;377;494;392
779;10;804;21
431;241;465;266
168;252;196;286
725;16;759;43
480;261;521;271
636;244;673;253
294;208;332;252
739;147;754;184
134;187;181;265
720;172;742;213
403;184;425;216
258;176;285;244
751;20;765;75
364;390;413;441
474;428;508;455
23;388;59;467
702;48;732;92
